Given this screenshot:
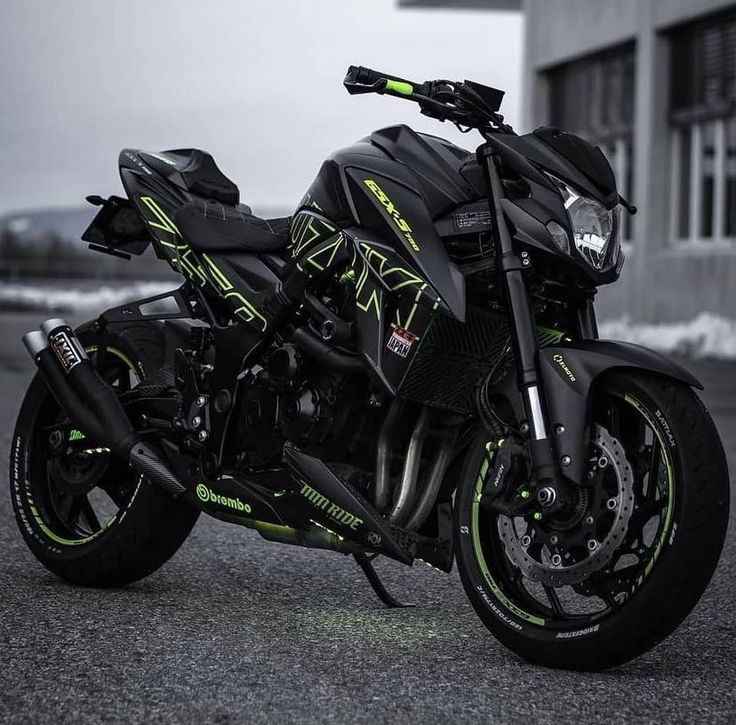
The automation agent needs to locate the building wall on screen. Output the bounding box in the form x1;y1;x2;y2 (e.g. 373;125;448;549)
524;0;736;322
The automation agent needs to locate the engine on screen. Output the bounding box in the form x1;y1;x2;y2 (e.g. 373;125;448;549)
234;342;374;468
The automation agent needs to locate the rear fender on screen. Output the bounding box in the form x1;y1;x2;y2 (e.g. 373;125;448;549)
538;340;702;485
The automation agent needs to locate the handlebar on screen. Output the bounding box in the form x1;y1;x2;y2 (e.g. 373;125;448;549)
343;64;512;133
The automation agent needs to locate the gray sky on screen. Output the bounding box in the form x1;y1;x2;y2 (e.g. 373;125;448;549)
0;0;522;215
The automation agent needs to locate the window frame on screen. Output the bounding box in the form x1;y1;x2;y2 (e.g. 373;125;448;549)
669;7;736;248
670;116;736;248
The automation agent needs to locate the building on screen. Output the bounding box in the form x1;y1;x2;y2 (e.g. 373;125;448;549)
400;0;736;322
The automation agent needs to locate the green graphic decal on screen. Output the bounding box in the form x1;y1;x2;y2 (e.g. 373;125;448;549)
202;254;268;331
363;179;420;252
289;210;337;257
299;482;363;530
139;195;207;286
140;196;181;236
304;233;347;271
358;242;425;292
353;258;382;321
394;281;430;330
537;327;567;347
196;483;252;514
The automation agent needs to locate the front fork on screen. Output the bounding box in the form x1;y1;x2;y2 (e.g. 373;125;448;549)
480;145;581;512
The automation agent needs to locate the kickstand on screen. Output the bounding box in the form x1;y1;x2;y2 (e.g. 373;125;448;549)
354;553;414;609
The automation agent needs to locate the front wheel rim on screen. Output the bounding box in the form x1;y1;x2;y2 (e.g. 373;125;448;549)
469;385;676;629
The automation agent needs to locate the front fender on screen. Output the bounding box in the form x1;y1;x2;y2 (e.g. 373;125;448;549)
538;340;702;484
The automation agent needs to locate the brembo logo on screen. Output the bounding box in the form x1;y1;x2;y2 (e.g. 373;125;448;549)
363;179;420;253
299;482;364;530
196;484;252;514
552;354;577;383
50;331;85;372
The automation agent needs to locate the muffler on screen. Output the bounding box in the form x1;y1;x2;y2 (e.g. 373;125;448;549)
23;319;185;497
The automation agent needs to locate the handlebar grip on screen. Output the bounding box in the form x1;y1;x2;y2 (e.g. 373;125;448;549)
353;65;382;85
344;65;417;96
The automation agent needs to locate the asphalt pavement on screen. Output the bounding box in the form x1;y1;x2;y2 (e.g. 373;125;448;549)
1;312;735;724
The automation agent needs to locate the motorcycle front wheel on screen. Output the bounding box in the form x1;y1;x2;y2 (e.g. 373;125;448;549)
454;371;729;670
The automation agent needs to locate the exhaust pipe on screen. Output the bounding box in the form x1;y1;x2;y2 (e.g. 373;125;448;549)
405;430;457;532
388;406;431;525
23;319;185;497
374;398;405;513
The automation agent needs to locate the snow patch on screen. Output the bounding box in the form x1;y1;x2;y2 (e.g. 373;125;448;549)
0;281;175;313
599;313;736;359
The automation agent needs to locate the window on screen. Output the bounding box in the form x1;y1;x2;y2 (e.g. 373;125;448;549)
670;9;736;243
547;43;636;240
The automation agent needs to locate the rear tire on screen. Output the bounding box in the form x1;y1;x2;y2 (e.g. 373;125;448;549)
10;322;199;587
454;372;729;670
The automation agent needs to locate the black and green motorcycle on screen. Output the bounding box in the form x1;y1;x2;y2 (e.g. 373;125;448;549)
11;66;729;670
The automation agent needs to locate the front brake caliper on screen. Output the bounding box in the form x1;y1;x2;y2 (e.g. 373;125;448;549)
479;438;536;516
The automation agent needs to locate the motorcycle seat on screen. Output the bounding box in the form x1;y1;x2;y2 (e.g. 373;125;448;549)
166;148;241;206
175;199;290;253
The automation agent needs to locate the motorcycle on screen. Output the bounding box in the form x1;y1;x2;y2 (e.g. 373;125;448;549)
11;65;729;670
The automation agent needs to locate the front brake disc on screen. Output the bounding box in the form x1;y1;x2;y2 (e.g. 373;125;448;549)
497;424;635;587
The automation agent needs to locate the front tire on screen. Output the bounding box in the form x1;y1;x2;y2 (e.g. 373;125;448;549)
10;322;199;587
454;372;729;670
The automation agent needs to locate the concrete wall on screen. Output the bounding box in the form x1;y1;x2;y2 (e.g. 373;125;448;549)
524;0;736;322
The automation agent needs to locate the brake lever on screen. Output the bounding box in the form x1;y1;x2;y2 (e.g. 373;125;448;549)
343;78;381;95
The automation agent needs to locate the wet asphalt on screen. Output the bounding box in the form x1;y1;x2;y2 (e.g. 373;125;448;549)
1;312;735;724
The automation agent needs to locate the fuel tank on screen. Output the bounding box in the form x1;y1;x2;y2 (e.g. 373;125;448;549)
298;125;483;322
303;124;482;224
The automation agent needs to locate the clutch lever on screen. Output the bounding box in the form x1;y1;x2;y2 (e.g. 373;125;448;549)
344;78;384;95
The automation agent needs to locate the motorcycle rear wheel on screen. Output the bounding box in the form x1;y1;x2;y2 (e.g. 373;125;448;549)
10;322;199;587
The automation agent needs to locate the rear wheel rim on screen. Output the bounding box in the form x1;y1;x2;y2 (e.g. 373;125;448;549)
27;346;143;546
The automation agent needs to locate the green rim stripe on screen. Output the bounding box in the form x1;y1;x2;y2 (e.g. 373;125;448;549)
471;447;546;627
32;345;140;546
30;502;117;546
470;395;675;627
623;394;676;583
84;345;138;375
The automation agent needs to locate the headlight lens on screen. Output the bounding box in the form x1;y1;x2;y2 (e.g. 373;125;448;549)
549;176;620;272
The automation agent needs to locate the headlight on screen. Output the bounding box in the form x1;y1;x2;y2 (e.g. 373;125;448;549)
548;175;621;272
